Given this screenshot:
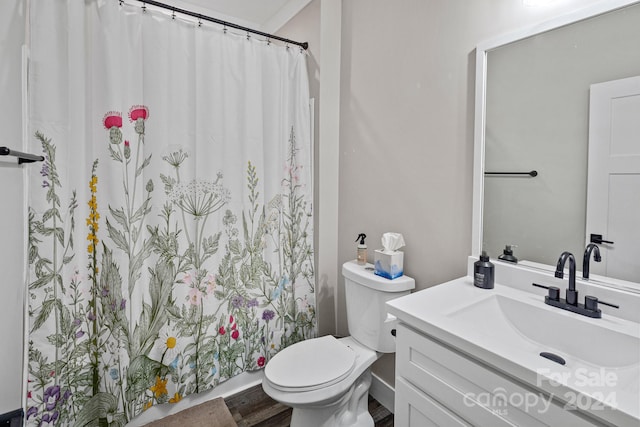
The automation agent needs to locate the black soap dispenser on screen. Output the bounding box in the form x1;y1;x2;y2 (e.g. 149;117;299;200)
498;245;518;264
474;251;495;289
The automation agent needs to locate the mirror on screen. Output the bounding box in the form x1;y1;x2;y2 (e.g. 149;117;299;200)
472;0;640;290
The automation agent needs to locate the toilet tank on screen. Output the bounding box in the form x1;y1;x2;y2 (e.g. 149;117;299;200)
342;260;415;353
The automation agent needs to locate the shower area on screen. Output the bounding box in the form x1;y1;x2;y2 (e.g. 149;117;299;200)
2;0;316;425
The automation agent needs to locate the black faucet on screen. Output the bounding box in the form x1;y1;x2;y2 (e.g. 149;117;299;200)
555;251;577;305
531;250;619;318
582;243;601;280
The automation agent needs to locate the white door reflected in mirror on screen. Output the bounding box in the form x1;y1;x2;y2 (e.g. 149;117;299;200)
586;76;640;282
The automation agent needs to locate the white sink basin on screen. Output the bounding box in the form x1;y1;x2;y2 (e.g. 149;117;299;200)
446;293;640;368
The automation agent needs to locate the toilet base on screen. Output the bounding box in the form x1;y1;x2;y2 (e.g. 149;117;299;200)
289;370;373;427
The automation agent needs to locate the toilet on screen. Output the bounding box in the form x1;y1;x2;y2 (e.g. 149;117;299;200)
262;260;415;427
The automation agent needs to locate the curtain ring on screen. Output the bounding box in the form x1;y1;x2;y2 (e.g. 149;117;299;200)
266;38;271;46
198;19;202;27
246;31;251;41
119;0;123;6
141;2;146;13
172;11;176;20
223;24;227;34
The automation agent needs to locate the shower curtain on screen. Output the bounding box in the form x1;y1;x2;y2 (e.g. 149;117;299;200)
25;1;315;425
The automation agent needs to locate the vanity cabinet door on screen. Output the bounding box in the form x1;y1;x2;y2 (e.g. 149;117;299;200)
396;377;471;427
395;323;606;427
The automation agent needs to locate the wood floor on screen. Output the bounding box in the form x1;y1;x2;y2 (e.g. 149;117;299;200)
225;384;394;427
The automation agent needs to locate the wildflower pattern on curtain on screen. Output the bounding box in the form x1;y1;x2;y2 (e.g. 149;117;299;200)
26;105;314;426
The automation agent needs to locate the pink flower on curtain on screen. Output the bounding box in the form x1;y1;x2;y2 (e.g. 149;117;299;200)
103;111;122;129
129;105;149;122
187;287;202;306
231;330;239;340
257;356;265;367
104;111;124;145
205;273;216;293
218;326;226;335
129;105;149;135
182;271;194;285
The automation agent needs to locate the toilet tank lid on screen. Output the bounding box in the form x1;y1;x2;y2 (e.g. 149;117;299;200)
342;260;415;292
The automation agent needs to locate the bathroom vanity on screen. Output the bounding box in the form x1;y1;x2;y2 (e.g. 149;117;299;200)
387;259;640;427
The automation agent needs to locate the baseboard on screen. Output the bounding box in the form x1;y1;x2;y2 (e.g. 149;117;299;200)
369;372;395;414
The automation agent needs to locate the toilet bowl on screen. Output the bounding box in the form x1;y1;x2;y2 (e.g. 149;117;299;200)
262;261;415;427
263;335;378;426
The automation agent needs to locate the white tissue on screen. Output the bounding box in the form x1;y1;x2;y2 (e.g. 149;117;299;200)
381;232;405;254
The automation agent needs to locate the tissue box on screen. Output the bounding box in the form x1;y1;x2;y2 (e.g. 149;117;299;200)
374;250;404;279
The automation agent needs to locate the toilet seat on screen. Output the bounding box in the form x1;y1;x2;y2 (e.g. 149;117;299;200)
265;335;356;392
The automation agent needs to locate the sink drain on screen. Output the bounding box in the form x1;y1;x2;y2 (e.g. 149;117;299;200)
539;352;566;365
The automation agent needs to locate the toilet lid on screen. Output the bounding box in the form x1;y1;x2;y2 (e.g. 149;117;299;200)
265;335;356;392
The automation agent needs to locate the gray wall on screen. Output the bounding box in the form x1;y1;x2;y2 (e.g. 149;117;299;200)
0;0;25;414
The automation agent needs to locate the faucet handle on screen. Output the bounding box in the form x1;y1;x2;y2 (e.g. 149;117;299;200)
532;283;560;301
585;296;619;311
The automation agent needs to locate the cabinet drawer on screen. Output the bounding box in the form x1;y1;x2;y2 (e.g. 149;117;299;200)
396;324;603;427
395;377;471;427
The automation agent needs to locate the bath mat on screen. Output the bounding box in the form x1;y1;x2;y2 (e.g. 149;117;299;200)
144;397;237;427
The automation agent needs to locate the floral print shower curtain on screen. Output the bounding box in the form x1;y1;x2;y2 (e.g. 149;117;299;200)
25;1;314;425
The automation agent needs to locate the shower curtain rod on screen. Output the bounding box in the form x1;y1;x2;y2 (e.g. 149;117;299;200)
132;0;309;50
